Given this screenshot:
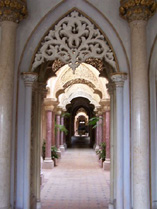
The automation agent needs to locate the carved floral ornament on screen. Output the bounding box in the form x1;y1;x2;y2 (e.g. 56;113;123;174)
120;0;157;22
32;11;116;73
0;0;27;23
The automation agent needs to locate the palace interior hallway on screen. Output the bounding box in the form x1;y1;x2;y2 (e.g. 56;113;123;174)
41;148;110;209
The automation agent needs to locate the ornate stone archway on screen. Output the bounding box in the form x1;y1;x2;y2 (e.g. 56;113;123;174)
32;10;117;73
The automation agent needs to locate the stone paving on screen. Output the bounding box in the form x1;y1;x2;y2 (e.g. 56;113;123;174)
41;148;110;209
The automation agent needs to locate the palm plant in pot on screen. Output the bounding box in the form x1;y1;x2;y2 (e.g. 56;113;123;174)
96;142;106;167
51;145;59;166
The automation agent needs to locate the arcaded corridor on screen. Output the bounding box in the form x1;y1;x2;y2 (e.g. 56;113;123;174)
41;149;110;209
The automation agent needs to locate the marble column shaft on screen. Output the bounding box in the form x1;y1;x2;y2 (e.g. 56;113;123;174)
60;116;64;146
98;115;103;145
45;111;53;159
107;84;115;208
51;112;56;146
105;111;110;159
130;20;150;209
111;73;127;209
56;114;61;149
103;112;106;142
22;73;37;209
0;21;17;209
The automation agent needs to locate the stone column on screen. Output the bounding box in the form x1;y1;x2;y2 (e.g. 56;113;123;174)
98;112;103;145
43;107;54;169
56;110;62;157
120;1;156;209
0;2;27;208
103;108;111;171
111;73;127;209
36;83;47;208
106;83;115;209
95;113;99;151
60;113;65;152
22;72;38;209
51;111;56;146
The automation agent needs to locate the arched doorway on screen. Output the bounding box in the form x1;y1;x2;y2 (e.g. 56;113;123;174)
15;6;130;209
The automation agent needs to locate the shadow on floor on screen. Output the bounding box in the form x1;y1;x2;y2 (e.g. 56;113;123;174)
71;136;91;148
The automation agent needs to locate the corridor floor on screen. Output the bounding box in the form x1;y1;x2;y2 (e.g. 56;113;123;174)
41;149;110;209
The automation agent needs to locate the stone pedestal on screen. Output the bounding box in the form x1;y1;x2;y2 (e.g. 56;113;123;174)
103;158;110;170
42;158;54;169
60;145;65;152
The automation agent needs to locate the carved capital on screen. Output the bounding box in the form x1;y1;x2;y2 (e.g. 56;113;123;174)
106;82;115;95
22;72;38;87
110;72;127;87
0;0;27;23
120;0;157;22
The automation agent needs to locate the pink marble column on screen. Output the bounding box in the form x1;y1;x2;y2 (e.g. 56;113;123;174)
103;110;111;171
95;120;99;151
43;110;54;169
45;111;52;158
98;115;103;145
51;112;55;146
103;112;106;143
106;111;110;159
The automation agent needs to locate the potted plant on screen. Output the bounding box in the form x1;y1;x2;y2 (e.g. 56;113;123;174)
51;146;59;166
96;142;106;167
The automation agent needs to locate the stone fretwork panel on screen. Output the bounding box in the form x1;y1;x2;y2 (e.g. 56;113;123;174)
32;10;116;72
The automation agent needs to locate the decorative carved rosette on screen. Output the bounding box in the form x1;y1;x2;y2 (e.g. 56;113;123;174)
22;72;38;87
120;0;157;22
0;0;27;23
110;73;127;87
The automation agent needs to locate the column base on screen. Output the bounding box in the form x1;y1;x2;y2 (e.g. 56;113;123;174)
64;143;67;150
108;203;114;209
103;158;110;170
60;145;65;152
42;158;54;169
40;173;44;185
57;150;62;158
36;201;41;209
95;145;100;151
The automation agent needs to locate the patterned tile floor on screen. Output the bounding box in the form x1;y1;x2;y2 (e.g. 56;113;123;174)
41;148;110;209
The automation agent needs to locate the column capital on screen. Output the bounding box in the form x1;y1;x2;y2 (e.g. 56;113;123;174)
22;72;38;87
119;0;157;22
44;98;58;112
106;82;115;95
0;0;28;23
110;72;127;87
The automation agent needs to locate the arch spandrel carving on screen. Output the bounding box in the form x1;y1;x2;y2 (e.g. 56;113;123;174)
32;10;117;73
60;64;98;85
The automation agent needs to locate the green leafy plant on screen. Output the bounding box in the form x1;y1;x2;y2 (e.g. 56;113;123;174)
55;124;68;135
62;112;71;118
88;116;102;129
51;146;59;159
96;142;106;161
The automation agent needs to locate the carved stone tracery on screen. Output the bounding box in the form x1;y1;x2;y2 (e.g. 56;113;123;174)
63;78;95;89
32;10;116;72
0;0;27;23
120;0;157;22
